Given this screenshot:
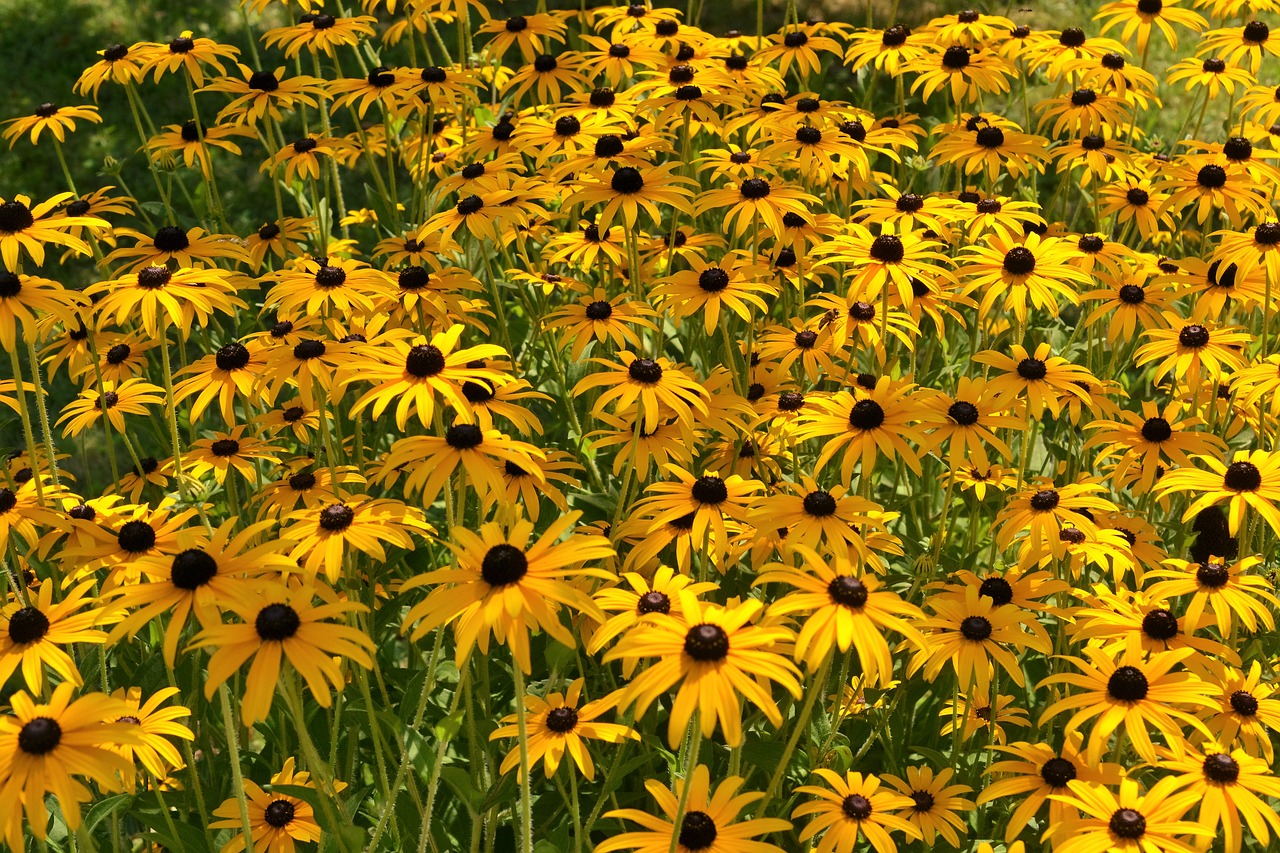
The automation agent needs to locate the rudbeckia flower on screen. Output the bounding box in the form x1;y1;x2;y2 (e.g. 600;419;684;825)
605;593;800;747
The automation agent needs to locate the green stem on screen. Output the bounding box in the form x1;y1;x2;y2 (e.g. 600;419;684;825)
758;652;832;816
5;343;45;505
667;716;703;853
512;660;534;853
217;685;256;853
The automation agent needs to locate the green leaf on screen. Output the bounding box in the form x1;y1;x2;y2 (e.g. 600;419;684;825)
83;794;133;835
439;766;484;811
435;707;466;740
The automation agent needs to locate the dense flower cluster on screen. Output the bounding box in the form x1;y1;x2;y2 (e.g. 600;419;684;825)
2;0;1280;851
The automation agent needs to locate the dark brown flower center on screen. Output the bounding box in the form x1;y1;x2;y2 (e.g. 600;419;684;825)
481;544;528;587
1107;665;1149;702
256;603;300;641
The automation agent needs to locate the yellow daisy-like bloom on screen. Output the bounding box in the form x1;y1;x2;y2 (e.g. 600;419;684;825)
958;230;1091;324
1144;555;1279;635
264;255;394;318
55;378;166;438
1135;315;1251;389
907;44;1013;104
693;176;819;239
262;134;361;182
918;376;1021;472
1157;740;1280;853
0;581;108;694
192;582;375;725
1085;400;1226;493
994;480;1115;569
793;770;920;853
575;351;708;433
543;287;659;361
1095;0;1207;51
0;192;101;270
105;223;250;271
0;683;140;849
401;512;613;674
1044;777;1213;853
756;546;925;678
1202;660;1280;762
0;270;86;353
938;692;1031;745
1039;646;1217;763
1156;450;1280;536
377;422;543;505
281;496;430;584
491;679;637;781
201;64;326;126
653;251;776;335
596;765;791;853
980;733;1122;843
344;324;507;430
748;477;882;558
262;13;378;59
881;766;974;848
136;30;239;86
104;686;193;792
910;585;1050;697
74;42;146;99
211;757;339;853
1;102;100;147
86;264;245;339
605;592;800;748
564;163;695;232
793;377;929;482
108;518;293;664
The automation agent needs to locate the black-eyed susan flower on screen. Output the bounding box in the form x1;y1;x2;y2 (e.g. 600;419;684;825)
653;251;775;335
104;686;193;792
0;684;140;849
565;163;695;232
974;343;1096;417
1045;777;1212;853
793;770;920;853
108;518;292;664
378;423;542;505
344;324;507;430
543;288;659;360
1085;400;1226;492
1039;646;1217;763
1145;555;1279;635
210;757;335;853
55;379;165;438
137;30;239;85
0;581;107;693
881;767;973;848
1202;661;1280;761
282;496;429;583
596;765;790;853
575;352;708;434
74;42;145;99
401;512;612;674
86;264;245;338
262;13;378;58
193;582;375;725
756;546;925;677
1;103;100;148
910;586;1050;697
605;593;800;747
793;377;929;482
491;678;636;781
0;192;100;269
980;734;1123;843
